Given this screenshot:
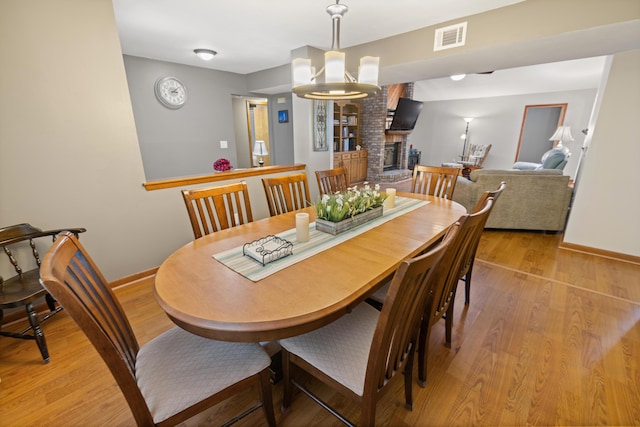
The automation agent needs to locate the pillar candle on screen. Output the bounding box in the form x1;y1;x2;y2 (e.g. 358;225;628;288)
384;188;396;209
296;213;310;243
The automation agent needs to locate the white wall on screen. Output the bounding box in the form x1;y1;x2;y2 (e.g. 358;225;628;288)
408;88;597;180
563;50;640;257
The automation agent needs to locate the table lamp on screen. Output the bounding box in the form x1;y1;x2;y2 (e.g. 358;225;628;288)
549;125;573;155
253;140;268;167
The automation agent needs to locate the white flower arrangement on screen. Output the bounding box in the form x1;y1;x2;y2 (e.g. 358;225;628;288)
315;183;387;222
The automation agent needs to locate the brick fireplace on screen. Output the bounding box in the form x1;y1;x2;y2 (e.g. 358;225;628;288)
359;83;415;183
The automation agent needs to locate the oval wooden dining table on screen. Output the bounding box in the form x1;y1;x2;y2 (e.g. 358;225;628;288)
154;192;466;342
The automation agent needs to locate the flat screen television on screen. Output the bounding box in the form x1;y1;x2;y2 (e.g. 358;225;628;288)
388;98;424;132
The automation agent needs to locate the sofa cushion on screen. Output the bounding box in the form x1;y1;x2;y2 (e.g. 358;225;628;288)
541;149;568;169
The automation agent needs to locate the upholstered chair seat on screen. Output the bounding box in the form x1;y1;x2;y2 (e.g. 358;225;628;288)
136;327;271;424
280;303;378;396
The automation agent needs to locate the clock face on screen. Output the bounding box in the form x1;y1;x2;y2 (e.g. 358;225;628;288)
154;76;186;109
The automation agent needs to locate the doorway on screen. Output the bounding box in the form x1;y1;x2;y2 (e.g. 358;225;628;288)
515;104;567;162
246;100;270;167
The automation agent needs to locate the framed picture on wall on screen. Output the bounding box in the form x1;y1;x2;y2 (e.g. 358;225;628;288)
278;110;289;123
313;100;329;151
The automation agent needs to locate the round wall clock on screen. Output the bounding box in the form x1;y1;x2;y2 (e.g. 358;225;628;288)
154;76;187;109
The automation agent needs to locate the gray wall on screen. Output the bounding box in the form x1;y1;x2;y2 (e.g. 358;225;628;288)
124;55;295;180
407;88;597;180
124;55;247;180
270;94;295;165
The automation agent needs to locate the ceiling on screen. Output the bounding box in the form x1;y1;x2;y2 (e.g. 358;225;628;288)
112;0;638;97
112;0;525;75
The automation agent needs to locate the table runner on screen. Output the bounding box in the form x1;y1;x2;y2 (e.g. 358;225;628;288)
213;196;428;282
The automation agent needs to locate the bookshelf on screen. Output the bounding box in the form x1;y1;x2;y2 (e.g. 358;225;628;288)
332;102;360;152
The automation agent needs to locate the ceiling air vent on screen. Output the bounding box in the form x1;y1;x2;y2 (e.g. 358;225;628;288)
434;22;467;51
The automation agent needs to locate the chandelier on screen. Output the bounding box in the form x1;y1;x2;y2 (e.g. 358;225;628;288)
291;1;380;100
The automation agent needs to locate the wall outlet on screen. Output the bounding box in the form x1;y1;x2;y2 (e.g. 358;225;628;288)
220;140;228;149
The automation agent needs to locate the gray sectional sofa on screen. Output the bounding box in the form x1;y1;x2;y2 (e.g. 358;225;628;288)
452;169;573;231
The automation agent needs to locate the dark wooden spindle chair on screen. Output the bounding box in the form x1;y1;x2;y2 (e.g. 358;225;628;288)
1;223;85;363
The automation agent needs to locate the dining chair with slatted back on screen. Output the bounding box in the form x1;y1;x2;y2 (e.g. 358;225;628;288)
279;223;458;427
416;196;495;387
39;232;276;427
262;173;311;216
410;165;461;199
182;181;253;239
460;181;506;304
315;167;350;195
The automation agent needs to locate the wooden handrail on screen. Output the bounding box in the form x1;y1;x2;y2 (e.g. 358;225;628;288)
142;164;307;191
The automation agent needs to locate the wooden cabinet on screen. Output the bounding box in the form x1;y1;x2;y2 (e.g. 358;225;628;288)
334;150;368;184
332;102;366;183
333;102;360;152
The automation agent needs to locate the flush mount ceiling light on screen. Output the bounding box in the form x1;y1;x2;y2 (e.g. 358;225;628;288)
450;74;466;81
194;49;217;61
291;1;380;100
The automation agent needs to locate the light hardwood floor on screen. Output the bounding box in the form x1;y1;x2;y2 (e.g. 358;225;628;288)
1;229;639;426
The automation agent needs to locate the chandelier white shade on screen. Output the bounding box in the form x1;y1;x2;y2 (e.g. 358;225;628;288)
291;1;380;100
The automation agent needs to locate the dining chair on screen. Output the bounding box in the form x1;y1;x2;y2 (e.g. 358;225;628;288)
315;166;350;195
1;223;85;363
181;181;253;239
262;173;311;216
416;196;495;387
367;196;497;387
279;223;458;426
410;165;461;199
39;232;276;427
460;181;506;304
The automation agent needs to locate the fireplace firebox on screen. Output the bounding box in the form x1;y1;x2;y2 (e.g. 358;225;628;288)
383;142;401;171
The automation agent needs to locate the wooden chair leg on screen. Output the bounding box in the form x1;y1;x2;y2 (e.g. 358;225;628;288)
445;300;454;348
45;293;57;312
360;395;377;427
464;260;476;305
403;347;415;410
26;303;50;364
281;349;293;412
258;369;277;427
417;317;428;388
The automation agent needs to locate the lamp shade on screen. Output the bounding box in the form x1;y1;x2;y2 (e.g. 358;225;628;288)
292;58;313;86
290;1;379;100
252;140;268;156
358;56;380;85
549;126;574;142
324;51;346;83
